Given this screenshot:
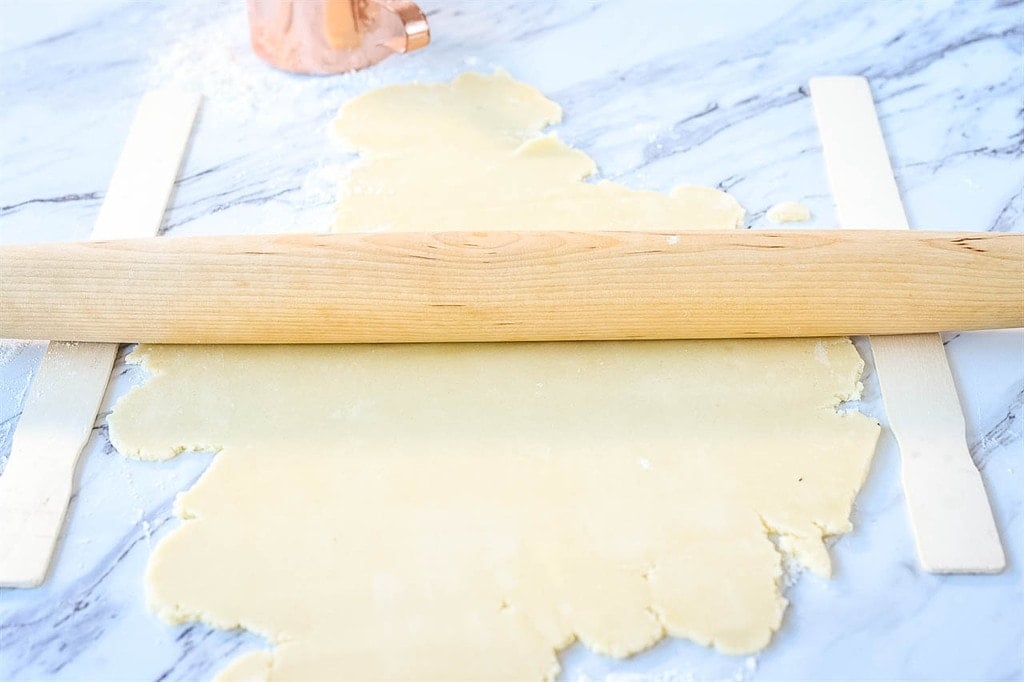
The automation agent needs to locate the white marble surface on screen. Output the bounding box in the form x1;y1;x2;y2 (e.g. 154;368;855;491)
1;0;1022;680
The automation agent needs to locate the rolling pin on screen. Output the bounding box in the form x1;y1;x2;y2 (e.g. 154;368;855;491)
1;230;1021;344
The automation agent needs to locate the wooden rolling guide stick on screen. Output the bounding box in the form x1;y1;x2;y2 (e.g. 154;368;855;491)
810;76;1006;573
0;90;201;588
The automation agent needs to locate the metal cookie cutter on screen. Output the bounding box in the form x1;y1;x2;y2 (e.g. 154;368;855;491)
248;0;429;74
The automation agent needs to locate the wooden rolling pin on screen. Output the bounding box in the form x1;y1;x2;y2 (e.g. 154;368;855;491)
1;230;1021;343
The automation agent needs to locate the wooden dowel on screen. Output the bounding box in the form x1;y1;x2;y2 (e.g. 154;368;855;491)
811;75;1006;573
0;89;202;589
1;230;1021;344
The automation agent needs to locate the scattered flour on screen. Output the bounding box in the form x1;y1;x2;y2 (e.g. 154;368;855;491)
0;340;46;475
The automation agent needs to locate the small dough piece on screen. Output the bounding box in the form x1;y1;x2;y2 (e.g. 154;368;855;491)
108;72;879;681
216;651;273;682
766;201;812;223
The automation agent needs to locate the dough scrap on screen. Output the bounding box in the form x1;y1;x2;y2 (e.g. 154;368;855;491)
108;72;879;681
766;200;812;223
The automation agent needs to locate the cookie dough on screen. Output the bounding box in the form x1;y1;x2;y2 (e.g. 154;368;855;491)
331;71;745;233
108;72;879;681
766;200;812;223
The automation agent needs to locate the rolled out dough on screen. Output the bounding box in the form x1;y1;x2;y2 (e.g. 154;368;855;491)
107;71;880;681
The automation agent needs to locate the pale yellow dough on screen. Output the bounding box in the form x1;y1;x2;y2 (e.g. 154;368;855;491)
331;71;745;233
108;72;879;681
766;200;812;223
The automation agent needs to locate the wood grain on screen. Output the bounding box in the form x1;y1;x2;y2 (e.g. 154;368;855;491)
1;229;1021;344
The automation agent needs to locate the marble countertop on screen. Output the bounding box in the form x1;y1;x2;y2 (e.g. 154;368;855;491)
1;0;1021;680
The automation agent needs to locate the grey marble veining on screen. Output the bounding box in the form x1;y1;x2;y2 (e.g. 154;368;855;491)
1;1;1022;680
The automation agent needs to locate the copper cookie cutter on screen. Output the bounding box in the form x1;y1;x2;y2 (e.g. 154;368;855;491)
248;0;430;74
